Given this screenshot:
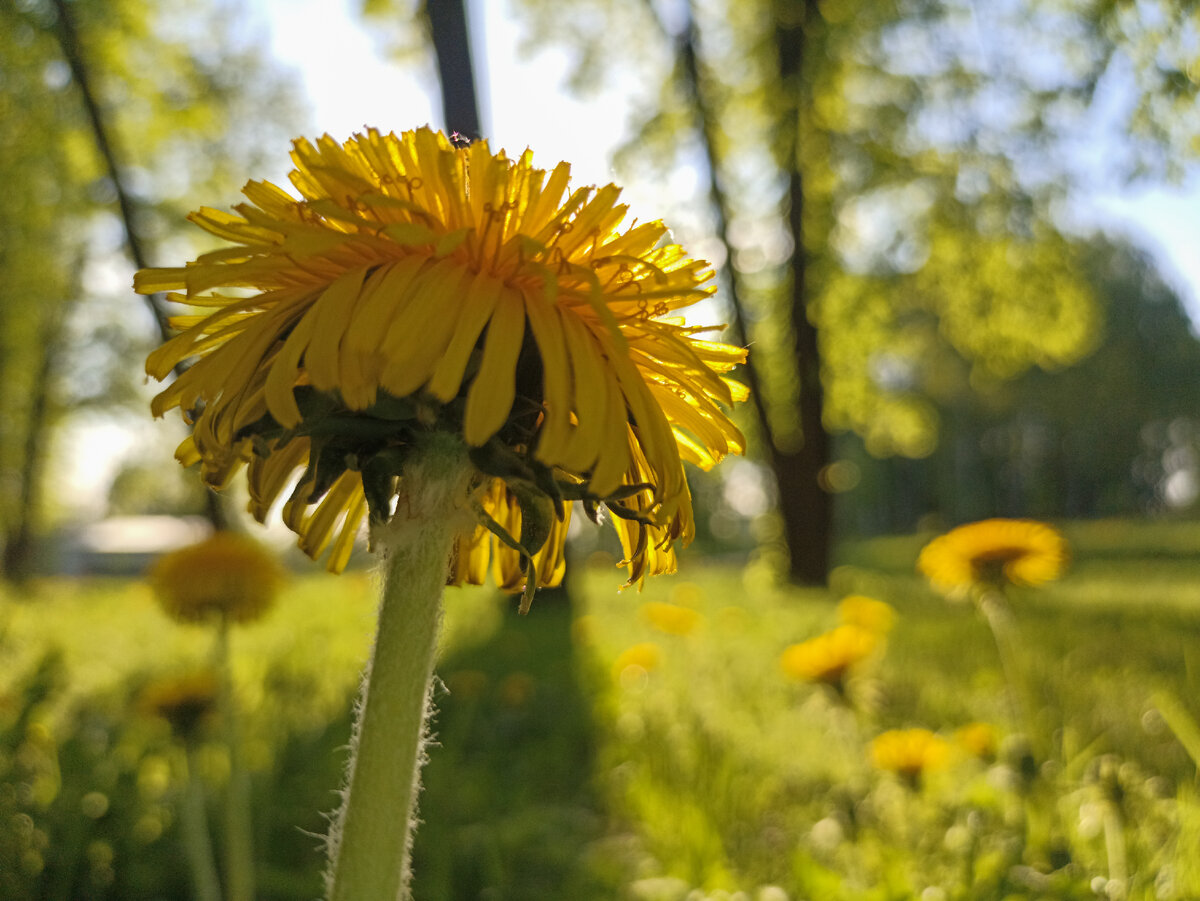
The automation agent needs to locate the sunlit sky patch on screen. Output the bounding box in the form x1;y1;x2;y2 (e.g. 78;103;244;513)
253;0;629;193
252;0;1200;323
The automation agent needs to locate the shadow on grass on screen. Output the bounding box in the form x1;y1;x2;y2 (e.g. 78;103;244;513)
411;587;614;900
255;588;615;900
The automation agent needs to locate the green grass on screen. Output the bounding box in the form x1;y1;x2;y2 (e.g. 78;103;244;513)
2;518;1200;899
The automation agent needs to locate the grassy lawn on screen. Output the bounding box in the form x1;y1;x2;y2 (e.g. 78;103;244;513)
2;518;1200;899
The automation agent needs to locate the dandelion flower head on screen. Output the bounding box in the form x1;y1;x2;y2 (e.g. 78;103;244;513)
780;624;879;690
836;594;896;634
639;600;703;636
870;728;951;783
955;722;999;761
917;518;1067;597
139;670;220;741
135;127;747;592
613;641;662;680
149;532;283;625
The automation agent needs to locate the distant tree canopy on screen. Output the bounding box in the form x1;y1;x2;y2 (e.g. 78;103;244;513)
509;0;1199;580
0;0;298;579
840;235;1200;534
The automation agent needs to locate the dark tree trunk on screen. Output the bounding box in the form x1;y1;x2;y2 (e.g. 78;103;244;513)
675;17;769;442
768;0;835;585
676;3;830;584
770;0;832;585
49;0;227;534
2;330;57;582
427;0;482;139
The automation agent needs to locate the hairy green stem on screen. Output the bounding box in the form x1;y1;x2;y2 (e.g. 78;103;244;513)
326;439;471;901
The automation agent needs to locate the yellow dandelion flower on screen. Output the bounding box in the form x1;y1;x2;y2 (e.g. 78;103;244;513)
780;624;879;690
613;641;662;679
149;532;284;625
917;518;1068;596
668;581;704;607
139;671;219;741
836;595;896;634
870;728;951;783
639;600;703;636
955;722;999;761
135;127;747;590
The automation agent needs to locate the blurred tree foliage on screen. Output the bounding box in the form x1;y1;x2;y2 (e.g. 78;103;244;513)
841;235;1200;534
0;0;298;580
508;0;1200;582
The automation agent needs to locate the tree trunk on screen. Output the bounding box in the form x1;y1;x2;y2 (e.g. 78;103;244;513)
2;372;52;582
771;0;832;585
427;0;482;139
2;283;74;582
676;2;830;585
49;0;227;534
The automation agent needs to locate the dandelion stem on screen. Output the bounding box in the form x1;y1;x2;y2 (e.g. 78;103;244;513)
1103;801;1128;897
181;749;223;901
976;589;1043;758
326;437;471;901
216;616;255;901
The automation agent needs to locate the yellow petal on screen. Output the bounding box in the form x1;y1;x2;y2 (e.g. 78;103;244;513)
524;293;573;463
342;256;426;361
556;312;608;473
378;262;470;397
426;270;504;402
463;287;526;446
305;267;367;393
264;312;318;427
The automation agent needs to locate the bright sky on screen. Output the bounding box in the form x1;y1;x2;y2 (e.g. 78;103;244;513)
253;0;1200;317
1093;183;1200;321
254;0;630;192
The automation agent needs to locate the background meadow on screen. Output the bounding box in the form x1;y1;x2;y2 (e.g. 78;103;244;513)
4;521;1200;899
4;0;1200;898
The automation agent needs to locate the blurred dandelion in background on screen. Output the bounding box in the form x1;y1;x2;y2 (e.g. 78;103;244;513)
138;669;223;901
954;721;1000;762
139;670;219;745
870;728;952;789
613;642;662;682
918;518;1068;598
639;600;704;636
780;624;880;697
836;594;896;634
919;519;1069;814
148;532;283;625
147;531;280;901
